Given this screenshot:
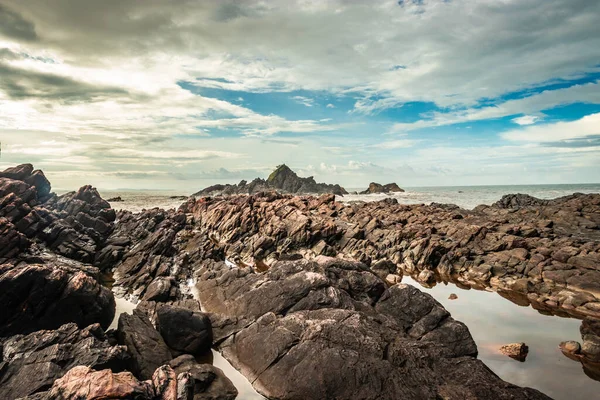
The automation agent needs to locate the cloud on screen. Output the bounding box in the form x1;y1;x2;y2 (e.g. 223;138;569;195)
326;103;335;108
0;4;38;42
390;80;600;133
292;95;314;107
501;113;600;143
512;115;540;126
371;139;416;149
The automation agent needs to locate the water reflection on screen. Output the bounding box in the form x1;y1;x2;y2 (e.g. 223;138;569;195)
402;276;600;400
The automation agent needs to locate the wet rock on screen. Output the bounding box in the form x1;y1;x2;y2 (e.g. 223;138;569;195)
156;305;213;357
107;196;124;202
449;293;458;300
0;263;115;336
117;309;173;380
0;323;129;399
196;257;549;399
499;342;529;362
169;355;238;400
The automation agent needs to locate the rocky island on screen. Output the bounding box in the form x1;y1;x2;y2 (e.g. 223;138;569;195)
360;182;405;194
2;163;600;399
194;164;348;197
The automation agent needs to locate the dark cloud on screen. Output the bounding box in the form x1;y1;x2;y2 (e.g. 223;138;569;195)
0;4;38;41
0;61;129;102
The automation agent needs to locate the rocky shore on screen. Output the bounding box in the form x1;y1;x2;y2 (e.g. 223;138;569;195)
2;163;599;399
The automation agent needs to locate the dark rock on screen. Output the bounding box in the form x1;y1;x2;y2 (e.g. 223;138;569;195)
107;196;124;202
0;323;130;399
157;305;213;357
0;263;115;336
194;164;347;196
360;182;404;194
169;355;238;400
0;163;34;181
117;309;173;380
195;257;549;399
24;170;51;198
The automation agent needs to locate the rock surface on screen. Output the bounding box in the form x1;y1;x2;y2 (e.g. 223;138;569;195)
360;182;404;194
177;191;600;319
169;355;238;400
0;262;115;336
157;305;213;357
195;256;549;399
499;342;529;362
194;164;347;196
117;309;173;380
0;323;129;399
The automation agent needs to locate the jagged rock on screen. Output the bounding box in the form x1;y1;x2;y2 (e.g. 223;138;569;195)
180;191;600;319
0;323;130;399
30;364;194;400
196;257;549;399
194;164;347;196
107;196;124;202
499;342;529;361
360;182;404;194
0;263;115;336
117;309;173;380
169;355;238;400
156;305;213;357
0;163;35;180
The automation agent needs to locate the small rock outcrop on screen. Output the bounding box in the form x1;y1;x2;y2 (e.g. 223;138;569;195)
560;317;600;380
194;164;348;196
169;355;238;400
499;343;529;362
360;182;404;194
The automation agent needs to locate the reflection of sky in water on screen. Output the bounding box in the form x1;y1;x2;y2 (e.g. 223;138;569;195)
403;276;600;400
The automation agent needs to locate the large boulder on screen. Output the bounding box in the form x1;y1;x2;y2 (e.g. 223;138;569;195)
157;305;213;356
0;323;129;399
0;263;115;336
196;257;550;399
117;309;173;380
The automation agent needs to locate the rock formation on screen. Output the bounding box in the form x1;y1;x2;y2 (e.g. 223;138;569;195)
194;164;348;196
3;162;600;399
360;182;405;194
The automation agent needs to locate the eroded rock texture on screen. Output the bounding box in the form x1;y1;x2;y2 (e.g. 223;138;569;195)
194;256;549;400
0;323;129;399
177;192;600;319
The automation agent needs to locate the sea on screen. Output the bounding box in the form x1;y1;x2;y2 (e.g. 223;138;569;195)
100;183;600;400
98;183;600;213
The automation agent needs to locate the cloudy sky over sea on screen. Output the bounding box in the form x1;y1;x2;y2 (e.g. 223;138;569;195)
0;0;599;190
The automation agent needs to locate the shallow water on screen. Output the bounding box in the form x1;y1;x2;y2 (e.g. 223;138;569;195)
402;276;600;400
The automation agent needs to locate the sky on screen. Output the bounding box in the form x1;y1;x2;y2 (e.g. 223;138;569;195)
0;0;599;191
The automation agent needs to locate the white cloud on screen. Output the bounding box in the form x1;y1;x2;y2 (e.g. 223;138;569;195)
502;113;600;143
326;103;335;108
512;115;540;125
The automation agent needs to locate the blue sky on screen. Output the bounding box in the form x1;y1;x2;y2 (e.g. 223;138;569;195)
0;0;599;190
